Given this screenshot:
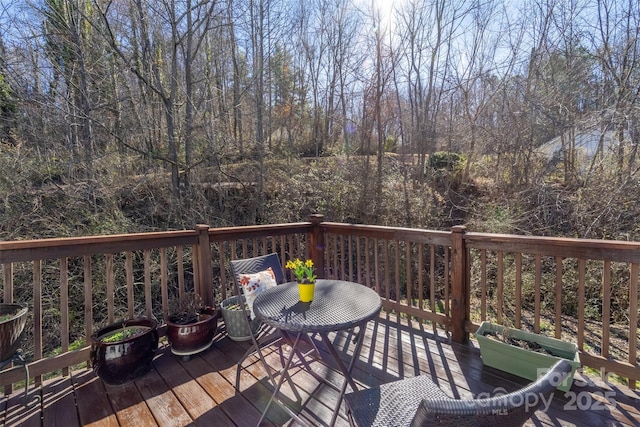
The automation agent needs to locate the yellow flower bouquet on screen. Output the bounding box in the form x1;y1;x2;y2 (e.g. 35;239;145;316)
286;258;317;284
286;258;317;302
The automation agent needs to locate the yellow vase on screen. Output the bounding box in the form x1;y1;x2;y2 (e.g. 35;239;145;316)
298;282;315;302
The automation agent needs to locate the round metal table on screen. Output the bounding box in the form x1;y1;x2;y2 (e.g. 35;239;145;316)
253;279;382;333
253;279;382;426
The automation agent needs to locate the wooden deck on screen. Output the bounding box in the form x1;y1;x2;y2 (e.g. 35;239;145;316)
2;314;639;426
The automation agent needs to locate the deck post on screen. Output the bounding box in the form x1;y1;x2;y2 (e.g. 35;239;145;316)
309;214;326;279
450;225;469;343
195;224;214;307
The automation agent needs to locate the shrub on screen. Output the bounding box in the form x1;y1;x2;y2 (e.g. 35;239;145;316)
428;151;466;172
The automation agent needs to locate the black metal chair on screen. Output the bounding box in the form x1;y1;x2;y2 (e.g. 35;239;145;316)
344;359;572;427
229;253;286;391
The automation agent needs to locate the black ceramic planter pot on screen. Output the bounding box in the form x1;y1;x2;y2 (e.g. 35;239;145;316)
166;307;220;357
90;318;159;386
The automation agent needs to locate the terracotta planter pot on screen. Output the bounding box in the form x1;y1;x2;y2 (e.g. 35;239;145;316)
90;318;159;386
0;304;28;363
166;307;220;357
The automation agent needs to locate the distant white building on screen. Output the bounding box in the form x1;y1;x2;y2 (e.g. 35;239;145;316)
538;129;623;160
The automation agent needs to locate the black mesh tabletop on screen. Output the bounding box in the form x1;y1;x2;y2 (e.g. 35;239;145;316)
252;280;382;333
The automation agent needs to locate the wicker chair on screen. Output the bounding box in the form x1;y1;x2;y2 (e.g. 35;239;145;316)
344;359;572;427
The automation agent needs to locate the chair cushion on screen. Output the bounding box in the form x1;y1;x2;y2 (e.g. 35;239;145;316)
238;268;277;319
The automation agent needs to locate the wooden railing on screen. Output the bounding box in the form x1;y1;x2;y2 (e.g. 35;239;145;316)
0;215;638;390
0;228;201;387
463;230;640;388
0;222;314;388
316;220;453;332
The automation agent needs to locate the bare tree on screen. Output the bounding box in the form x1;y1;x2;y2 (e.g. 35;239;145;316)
589;0;640;177
97;0;220;199
395;0;460;183
43;0;99;179
450;0;520;182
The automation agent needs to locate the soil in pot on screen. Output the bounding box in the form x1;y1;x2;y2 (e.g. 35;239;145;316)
100;326;151;343
484;330;555;355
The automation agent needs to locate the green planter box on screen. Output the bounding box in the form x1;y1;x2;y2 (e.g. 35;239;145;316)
475;321;581;392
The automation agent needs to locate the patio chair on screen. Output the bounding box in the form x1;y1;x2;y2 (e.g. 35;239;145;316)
229;253;285;390
344;359;572;427
230;253;319;393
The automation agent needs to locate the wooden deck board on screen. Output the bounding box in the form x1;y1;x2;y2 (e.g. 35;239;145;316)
42;376;81;427
71;369;119;427
153;351;231;426
1;313;638;426
134;365;195;427
104;376;157;426
180;345;270;427
3;384;41;427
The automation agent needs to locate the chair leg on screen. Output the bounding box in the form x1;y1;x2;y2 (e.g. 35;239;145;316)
235;331;303;403
235;336;278;391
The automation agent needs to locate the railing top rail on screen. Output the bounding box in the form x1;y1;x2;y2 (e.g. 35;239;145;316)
320;222;452;245
208;222;312;241
464;231;640;263
0;222;314;264
0;230;199;264
3;222;639;264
